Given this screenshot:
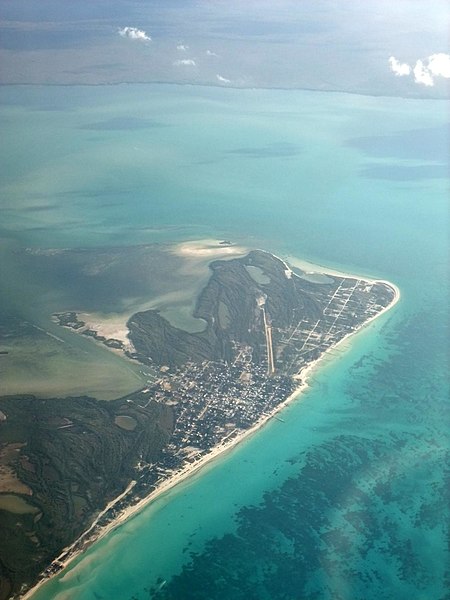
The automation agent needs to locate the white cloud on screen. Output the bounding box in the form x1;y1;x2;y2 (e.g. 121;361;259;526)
177;44;189;51
216;74;231;84
118;27;151;42
427;53;450;78
413;60;434;86
173;59;196;67
388;52;450;87
206;50;218;57
388;56;411;77
389;52;450;87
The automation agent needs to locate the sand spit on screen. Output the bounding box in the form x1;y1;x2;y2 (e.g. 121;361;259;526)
76;312;132;347
171;238;248;259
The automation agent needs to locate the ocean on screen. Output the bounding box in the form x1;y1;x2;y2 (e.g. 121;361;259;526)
0;84;448;599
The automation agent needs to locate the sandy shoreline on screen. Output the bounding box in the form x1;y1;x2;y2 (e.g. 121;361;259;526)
21;252;400;600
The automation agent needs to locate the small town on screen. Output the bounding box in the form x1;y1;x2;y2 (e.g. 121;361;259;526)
41;273;396;581
134;276;394;480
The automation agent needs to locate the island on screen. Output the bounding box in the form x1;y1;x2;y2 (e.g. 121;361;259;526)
0;249;399;600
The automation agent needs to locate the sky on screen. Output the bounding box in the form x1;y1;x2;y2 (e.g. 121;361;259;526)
0;0;448;97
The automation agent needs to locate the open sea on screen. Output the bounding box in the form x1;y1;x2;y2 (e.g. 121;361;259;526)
0;84;448;599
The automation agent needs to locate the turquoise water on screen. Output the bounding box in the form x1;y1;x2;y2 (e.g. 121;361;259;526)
1;85;448;599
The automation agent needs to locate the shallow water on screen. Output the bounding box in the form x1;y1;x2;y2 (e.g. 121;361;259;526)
1;84;448;599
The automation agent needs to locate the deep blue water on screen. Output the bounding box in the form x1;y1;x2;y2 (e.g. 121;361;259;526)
0;85;448;599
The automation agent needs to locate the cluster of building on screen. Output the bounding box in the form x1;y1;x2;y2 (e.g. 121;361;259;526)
156;351;296;466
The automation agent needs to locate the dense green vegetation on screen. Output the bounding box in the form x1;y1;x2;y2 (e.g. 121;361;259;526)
0;394;172;599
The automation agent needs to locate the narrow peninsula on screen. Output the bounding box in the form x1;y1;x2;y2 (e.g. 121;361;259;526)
0;248;399;600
